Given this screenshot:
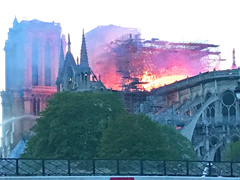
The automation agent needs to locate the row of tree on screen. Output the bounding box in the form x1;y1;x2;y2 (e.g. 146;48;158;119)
22;92;197;160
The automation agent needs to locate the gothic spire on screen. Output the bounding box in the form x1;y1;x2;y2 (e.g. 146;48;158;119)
231;48;237;69
68;33;71;52
13;16;18;27
80;29;89;67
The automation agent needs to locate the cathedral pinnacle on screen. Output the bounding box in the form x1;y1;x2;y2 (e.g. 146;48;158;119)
80;29;89;67
68;33;71;52
231;48;237;69
13;16;18;27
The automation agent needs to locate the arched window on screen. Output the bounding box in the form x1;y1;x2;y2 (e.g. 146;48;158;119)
82;73;84;82
205;93;215;119
32;97;40;116
222;106;228;117
32;39;39;86
221;91;237;122
230;106;236;116
65;66;74;90
84;73;88;85
44;42;51;86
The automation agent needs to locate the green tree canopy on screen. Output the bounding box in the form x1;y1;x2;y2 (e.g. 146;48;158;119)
21;91;126;159
223;141;240;162
99;113;197;160
22;91;197;160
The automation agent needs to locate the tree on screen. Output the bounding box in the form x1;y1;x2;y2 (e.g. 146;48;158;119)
99;113;197;160
223;141;240;162
21;91;126;159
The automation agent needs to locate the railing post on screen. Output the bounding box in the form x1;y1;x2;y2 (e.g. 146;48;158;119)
16;159;19;176
230;161;233;177
140;160;143;175
42;159;45;176
68;160;71;176
117;160;119;175
93;159;95;175
163;160;166;176
186;161;189;176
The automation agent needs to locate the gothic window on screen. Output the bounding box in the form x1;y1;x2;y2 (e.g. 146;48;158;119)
32;39;39;86
32;97;40;116
33;98;36;115
230;106;236;122
221;91;236;122
66;66;74;90
44;42;51;86
37;98;40;114
85;73;88;85
222;106;228;117
222;92;235;106
230;106;236;116
74;75;78;89
81;73;84;82
207;103;215;118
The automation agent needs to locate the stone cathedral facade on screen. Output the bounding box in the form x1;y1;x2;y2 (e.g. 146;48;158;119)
137;69;240;161
1;18;62;157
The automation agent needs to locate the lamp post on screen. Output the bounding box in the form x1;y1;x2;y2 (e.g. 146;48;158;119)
234;81;240;100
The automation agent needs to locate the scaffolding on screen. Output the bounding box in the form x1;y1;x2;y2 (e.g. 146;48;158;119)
106;34;223;92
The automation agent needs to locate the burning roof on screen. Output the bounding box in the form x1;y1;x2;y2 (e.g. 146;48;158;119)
85;25;222;92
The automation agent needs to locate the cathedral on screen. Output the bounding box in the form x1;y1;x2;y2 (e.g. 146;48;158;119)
1;18;104;157
3;17;240;161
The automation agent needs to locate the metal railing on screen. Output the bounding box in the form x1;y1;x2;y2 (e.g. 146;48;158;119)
0;158;240;177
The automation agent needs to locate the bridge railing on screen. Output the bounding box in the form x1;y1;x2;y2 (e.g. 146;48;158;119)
0;158;240;177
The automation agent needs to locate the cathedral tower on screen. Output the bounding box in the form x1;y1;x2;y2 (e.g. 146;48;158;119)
1;18;63;157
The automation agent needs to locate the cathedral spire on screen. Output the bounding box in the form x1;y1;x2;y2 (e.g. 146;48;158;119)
231;48;237;69
67;33;71;52
13;16;18;27
80;29;89;67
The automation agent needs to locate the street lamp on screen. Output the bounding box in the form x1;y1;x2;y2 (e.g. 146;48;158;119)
234;81;240;100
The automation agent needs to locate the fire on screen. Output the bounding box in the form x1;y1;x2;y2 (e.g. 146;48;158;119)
86;31;222;92
139;71;188;91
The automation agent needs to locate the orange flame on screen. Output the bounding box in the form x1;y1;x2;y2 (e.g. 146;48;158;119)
139;71;187;91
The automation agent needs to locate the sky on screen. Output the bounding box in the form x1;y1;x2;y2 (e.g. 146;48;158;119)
0;0;240;123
